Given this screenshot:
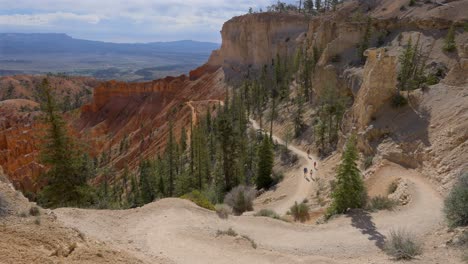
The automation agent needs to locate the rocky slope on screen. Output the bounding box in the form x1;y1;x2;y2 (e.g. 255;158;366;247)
76;66;226;177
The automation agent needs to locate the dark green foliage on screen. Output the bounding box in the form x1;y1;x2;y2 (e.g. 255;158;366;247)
0;193;8;216
391;94;408;108
224;185;256;215
409;0;416;6
367;196;397;211
37;78;95;208
181;190;215;210
290;201;310;222
314;83;349;156
444;173;468;228
443;24;457;52
329;135;366;215
256;137;274;190
384;229;422;260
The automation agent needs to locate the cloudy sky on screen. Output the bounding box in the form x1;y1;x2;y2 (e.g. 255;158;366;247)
0;0;297;43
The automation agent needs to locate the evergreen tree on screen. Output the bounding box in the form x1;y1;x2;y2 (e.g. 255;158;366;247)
293;96;305;137
139;160;156;204
256;137;274;190
37;78;94;208
167;121;176;196
304;0;314;13
443;24;456;52
329;135;366;214
180;126;187;152
315;0;322;11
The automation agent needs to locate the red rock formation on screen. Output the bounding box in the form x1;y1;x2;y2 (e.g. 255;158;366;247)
77;66;226;175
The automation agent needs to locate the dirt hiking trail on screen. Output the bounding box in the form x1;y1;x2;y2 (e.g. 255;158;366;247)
55;123;446;264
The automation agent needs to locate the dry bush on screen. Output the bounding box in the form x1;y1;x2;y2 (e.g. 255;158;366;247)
215;204;232;219
289;202;310;222
367;196;397;211
224;185;256;215
216;227;237;237
254;209;280;220
384;229;422;260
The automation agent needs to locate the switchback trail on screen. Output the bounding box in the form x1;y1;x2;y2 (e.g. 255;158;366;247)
55;120;445;264
250;118;319;215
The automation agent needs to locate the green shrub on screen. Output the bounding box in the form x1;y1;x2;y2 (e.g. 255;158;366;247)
289;202;310;222
367;196;397;211
216;227;237;237
384;229;422;260
254;209;280;219
425;74;439;85
391;94;408;108
34;217;41;225
181;190;215;211
444;173;468;228
29;206;40;216
363;155;373;169
388;181;399;194
215;204;232;219
224;185;256;215
409;0;416;6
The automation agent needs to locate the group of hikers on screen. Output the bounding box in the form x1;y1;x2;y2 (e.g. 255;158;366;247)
304;149;318;181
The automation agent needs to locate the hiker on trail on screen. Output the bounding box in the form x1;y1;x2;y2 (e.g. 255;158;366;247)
309;170;314;181
314;161;317;170
303;167;308;177
307;149;310;159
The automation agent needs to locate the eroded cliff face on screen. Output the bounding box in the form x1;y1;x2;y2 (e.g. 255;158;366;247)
78;66;226;176
0;100;44;193
209;13;309;77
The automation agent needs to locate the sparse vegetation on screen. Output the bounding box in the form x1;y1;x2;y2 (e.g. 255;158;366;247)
254;209;280;219
384;229;422;260
215;204;232;219
216;227;237;237
367;196;397;211
290;201;310;222
181;190;215;211
29;206;40;216
34;217;41;225
257;137;274;190
0;193;8;217
363;155;373;169
443;24;456;53
444;173;468;228
388;181;399;194
224;185;256;215
241;235;258;249
391;93;408;108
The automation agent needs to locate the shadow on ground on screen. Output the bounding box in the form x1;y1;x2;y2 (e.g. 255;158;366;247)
347;209;386;249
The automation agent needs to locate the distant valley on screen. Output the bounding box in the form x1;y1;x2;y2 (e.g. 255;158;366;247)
0;33;219;81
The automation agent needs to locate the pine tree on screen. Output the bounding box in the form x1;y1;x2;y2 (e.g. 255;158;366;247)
329;135;366;214
304;0;314;13
315;0;322;12
180;126;187;152
139;160;156;204
443;24;456;52
37;78;94;208
167;121;175;196
398;37;415;93
293;96;305;137
256;137;274;190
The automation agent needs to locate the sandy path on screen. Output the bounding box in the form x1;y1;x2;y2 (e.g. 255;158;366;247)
250;118;318;215
54;120;445;264
55;164;444;264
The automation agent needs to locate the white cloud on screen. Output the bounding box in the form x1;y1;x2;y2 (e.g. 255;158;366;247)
0;0;295;42
0;12;101;26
